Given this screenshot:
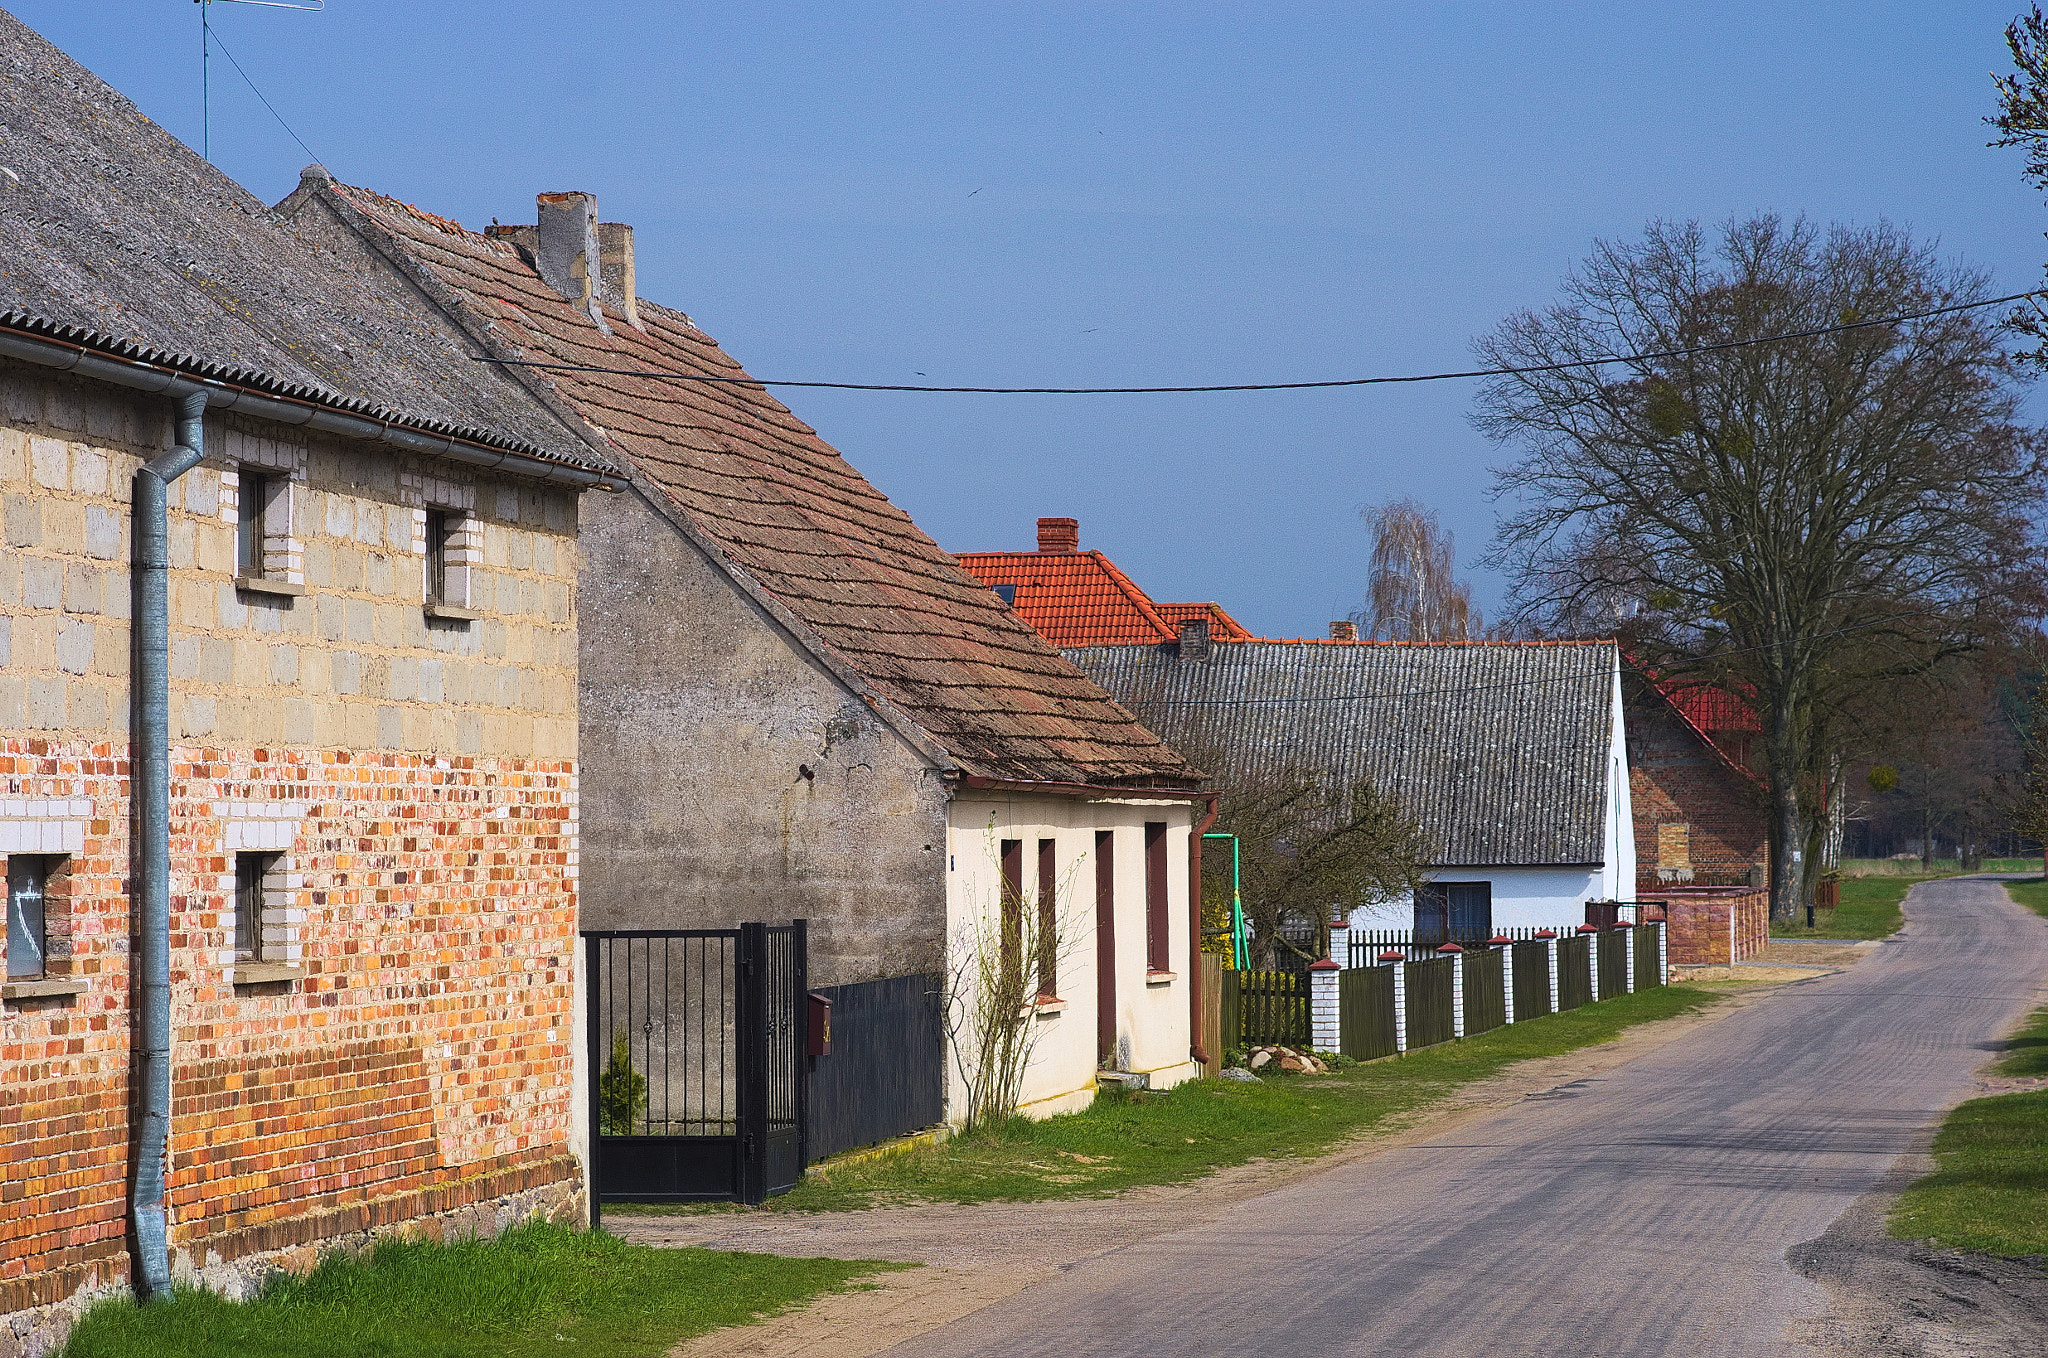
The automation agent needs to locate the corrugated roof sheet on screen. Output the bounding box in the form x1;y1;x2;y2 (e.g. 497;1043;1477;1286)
1065;640;1620;865
316;182;1196;788
0;14;606;474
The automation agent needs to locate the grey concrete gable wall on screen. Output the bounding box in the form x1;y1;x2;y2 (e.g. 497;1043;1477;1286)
576;487;948;984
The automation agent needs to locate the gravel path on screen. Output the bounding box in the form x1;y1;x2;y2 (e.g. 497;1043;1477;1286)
642;876;2047;1358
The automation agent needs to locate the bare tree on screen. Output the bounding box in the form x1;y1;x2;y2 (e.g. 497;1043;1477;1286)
1991;5;2048;364
1476;215;2043;924
1357;499;1483;641
1216;768;1428;969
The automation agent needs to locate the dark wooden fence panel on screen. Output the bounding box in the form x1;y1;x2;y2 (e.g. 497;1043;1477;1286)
1238;969;1309;1047
1404;956;1456;1049
1462;948;1506;1035
1199;954;1225;1074
1634;922;1663;987
807;973;941;1164
1557;935;1592;1011
1220;967;1243;1053
1597;930;1629;997
1512;941;1552;1019
1339;967;1397;1060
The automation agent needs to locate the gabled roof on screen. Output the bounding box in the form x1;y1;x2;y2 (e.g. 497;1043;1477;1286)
0;14;608;479
954;547;1179;645
1153;602;1255;641
1065;640;1621;866
296;180;1196;788
954;520;1255;646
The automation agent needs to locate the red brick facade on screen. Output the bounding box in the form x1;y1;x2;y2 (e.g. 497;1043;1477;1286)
1641;888;1769;966
1;737;580;1321
1625;689;1767;896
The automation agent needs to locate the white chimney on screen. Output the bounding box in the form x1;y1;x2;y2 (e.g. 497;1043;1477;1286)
534;191;608;332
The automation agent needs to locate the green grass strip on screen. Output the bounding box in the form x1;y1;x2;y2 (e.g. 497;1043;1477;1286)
1772;874;1939;940
2002;876;2048;920
59;1220;901;1358
1890;1090;2048;1260
660;984;1716;1213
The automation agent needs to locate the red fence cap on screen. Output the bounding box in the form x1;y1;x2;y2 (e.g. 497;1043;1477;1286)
1437;942;1465;954
1614;919;1635;929
1309;956;1340;971
1576;923;1601;933
1534;930;1558;939
1488;934;1513;946
1379;950;1407;962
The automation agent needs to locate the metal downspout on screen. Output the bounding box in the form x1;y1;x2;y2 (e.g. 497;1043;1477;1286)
131;389;208;1301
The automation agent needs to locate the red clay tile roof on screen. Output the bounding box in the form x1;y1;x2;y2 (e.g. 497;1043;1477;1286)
1155;601;1255;641
314;183;1197;788
954;549;1178;646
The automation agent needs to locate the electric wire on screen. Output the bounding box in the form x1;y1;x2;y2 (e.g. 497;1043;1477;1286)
476;290;2041;394
202;11;323;168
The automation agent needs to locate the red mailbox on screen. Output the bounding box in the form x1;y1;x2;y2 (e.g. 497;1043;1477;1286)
806;991;832;1056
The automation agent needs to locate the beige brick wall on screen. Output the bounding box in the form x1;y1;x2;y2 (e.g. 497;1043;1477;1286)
0;364;587;1341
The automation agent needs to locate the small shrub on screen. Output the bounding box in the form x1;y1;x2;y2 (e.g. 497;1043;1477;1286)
597;1028;647;1136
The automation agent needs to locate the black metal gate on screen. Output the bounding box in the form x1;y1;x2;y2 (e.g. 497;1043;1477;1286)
584;921;806;1219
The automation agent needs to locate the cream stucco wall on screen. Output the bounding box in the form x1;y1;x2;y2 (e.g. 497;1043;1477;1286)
945;792;1197;1125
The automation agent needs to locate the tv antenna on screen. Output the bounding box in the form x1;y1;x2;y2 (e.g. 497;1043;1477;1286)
197;0;325;163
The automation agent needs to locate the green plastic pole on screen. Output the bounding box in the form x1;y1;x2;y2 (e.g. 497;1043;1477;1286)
1203;833;1248;970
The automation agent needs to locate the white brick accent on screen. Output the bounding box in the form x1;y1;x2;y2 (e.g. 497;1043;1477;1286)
1449;951;1466;1039
0;820;84;854
1309;964;1341;1052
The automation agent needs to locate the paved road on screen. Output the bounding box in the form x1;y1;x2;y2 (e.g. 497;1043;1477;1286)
885;877;2048;1358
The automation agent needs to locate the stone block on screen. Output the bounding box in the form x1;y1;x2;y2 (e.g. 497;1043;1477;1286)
179;694;217;738
5;495;40;547
61;564;104;616
26;677;65;729
0;427;24;483
51;616;92;673
71;446;108;497
22;558;61;610
329;651;360;696
83;506;121;561
29;438;67;489
40;500;84;550
268;645;299;686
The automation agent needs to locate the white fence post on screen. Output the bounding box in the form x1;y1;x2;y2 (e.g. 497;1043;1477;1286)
1445;944;1466;1039
1581;925;1603;1002
1309;957;1341;1052
1542;931;1560;1012
1620;920;1636;992
1386;952;1408;1052
1329;914;1350;970
1658;919;1667;984
1498;936;1516;1024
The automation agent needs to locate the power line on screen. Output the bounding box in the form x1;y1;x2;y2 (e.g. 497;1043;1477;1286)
476;289;2040;395
201;2;324;169
1123;608;1968;709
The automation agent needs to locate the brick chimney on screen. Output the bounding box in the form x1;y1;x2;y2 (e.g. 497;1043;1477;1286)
1037;517;1079;553
1179;617;1212;661
1330;620;1359;641
597;222;642;330
535;191;608;331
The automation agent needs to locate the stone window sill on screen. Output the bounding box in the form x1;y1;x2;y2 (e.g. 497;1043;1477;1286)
1032;996;1066;1016
233;962;302;986
1145;970;1177;987
424;602;481;622
235;575;304;598
3;977;87;1001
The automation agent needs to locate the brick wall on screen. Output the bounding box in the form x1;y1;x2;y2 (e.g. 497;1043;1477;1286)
1642;888;1769;966
1625;692;1767;895
0;366;586;1346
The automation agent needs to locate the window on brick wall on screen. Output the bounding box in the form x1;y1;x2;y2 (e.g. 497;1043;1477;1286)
422;506;479;617
1144;821;1169;973
6;856;52;979
234;853;281;961
426;508;450;602
235;469;268;576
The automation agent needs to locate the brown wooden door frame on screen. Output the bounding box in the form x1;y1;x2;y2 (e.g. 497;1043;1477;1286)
1095;829;1116;1065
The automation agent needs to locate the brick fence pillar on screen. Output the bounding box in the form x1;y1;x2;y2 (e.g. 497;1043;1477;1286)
1442;943;1466;1038
1309;957;1341;1052
1328;914;1350;970
1493;934;1515;1023
1617;919;1636;993
1384;951;1408;1051
1579;924;1603;1002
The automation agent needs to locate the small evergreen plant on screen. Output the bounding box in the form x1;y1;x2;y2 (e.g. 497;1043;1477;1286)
597;1027;648;1136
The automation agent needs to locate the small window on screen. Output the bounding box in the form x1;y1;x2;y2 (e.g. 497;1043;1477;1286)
236;470;268;576
425;509;450;602
999;838;1024;995
992;583;1017;606
1036;838;1058;1000
7;856;49;979
1413;881;1492;946
234;853;277;961
1144;822;1169;973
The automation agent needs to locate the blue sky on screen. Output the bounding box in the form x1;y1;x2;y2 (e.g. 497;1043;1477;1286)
15;2;2046;636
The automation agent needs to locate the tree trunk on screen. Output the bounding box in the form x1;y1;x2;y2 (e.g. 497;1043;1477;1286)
1767;694;1804;924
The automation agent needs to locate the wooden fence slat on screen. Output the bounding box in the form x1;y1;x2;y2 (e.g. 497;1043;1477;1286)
1338;967;1397;1060
1597;930;1629;996
1557;935;1592;1010
1461;948;1506;1035
1198;953;1224;1074
1634;922;1663;987
1404;956;1456;1049
1237;969;1310;1047
1511;940;1553;1019
1220;967;1242;1055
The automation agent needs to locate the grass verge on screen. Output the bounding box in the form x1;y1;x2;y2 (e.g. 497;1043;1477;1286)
2002;876;2048;919
609;984;1717;1215
1771;874;1940;940
59;1220;901;1358
1889;1008;2048;1260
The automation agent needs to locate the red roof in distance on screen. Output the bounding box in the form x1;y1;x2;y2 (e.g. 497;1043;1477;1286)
955;517;1252;647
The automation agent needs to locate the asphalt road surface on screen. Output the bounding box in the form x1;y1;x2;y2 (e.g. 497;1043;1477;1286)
886;877;2048;1358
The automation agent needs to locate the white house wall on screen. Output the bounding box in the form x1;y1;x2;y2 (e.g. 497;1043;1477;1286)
946;792;1196;1125
1351;866;1604;935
